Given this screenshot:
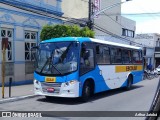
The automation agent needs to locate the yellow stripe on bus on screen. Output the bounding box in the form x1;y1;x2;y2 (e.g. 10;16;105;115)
115;65;143;73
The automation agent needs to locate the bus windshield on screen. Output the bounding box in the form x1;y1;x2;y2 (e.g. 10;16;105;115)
35;41;79;75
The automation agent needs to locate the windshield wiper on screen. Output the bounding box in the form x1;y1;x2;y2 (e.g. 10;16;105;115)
40;58;49;73
40;57;63;75
50;63;63;75
59;42;73;62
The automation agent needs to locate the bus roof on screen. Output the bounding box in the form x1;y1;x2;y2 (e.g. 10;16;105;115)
41;37;142;50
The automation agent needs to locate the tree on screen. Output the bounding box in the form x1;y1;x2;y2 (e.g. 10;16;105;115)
40;24;95;41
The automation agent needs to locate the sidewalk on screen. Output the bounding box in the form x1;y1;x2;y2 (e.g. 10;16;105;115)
0;84;34;100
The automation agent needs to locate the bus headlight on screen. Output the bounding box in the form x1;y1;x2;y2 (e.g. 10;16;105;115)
69;80;78;84
34;79;39;85
64;80;78;87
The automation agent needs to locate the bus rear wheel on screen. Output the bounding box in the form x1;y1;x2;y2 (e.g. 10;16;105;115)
81;81;91;102
125;75;133;90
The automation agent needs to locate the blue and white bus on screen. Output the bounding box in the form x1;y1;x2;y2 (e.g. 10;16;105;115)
33;37;143;101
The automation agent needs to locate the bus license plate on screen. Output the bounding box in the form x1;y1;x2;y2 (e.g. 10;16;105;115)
45;77;56;82
47;88;54;92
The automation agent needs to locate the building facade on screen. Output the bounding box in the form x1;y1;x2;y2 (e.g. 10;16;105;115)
93;0;136;45
135;33;160;68
0;0;137;86
62;0;88;19
0;0;63;86
62;0;136;45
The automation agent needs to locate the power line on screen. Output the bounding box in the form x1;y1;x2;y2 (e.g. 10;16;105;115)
100;12;160;16
94;24;149;47
0;1;147;47
102;12;126;29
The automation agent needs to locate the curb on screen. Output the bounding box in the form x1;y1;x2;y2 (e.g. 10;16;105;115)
0;94;38;104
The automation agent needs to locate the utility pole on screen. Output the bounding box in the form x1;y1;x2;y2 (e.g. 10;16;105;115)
88;0;93;29
1;38;8;98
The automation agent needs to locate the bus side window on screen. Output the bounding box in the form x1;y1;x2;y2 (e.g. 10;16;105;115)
103;46;110;64
122;49;132;64
80;43;95;75
132;50;142;64
96;45;110;64
111;48;122;64
139;51;143;63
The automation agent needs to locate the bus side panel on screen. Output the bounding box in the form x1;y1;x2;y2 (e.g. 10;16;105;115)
121;70;143;87
99;65;143;89
131;71;143;84
79;65;143;96
79;66;110;97
98;65;132;89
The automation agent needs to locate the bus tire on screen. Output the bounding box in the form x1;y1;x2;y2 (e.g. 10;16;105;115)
81;81;91;102
45;96;53;100
125;75;133;90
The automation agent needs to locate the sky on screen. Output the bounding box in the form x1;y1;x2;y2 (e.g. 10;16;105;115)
121;0;160;34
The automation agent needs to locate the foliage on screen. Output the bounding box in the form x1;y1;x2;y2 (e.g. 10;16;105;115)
40;24;95;41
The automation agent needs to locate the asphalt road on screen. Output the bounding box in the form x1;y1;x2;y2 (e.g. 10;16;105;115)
0;77;159;120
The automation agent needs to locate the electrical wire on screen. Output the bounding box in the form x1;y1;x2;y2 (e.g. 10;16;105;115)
94;23;149;47
0;1;148;47
100;12;160;16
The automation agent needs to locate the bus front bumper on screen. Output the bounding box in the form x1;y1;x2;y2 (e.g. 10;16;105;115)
34;79;80;98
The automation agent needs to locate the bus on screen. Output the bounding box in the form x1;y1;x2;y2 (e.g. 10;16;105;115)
33;37;143;101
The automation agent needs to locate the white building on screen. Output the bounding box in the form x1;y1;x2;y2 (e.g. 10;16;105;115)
62;0;88;19
135;33;160;68
62;0;136;45
0;0;63;86
93;0;136;45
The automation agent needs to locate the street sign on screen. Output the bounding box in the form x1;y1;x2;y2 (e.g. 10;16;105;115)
2;38;8;50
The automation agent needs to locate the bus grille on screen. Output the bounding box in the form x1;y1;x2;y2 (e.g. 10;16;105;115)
41;82;62;94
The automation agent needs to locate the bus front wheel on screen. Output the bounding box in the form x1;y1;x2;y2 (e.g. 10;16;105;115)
81;81;91;102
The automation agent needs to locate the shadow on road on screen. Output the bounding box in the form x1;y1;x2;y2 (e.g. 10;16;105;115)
37;85;143;105
91;85;143;101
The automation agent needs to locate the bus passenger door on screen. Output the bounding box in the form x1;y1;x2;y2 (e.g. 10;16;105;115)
80;48;95;75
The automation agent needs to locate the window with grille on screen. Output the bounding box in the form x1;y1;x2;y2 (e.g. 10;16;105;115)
24;31;37;61
1;28;13;61
25;31;36;40
25;31;37;74
25;42;36;61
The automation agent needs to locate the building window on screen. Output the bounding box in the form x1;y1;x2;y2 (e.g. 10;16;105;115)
156;38;160;47
156;41;158;47
122;28;134;38
1;28;13;62
24;31;37;61
25;31;37;74
25;31;36;40
25;42;36;61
